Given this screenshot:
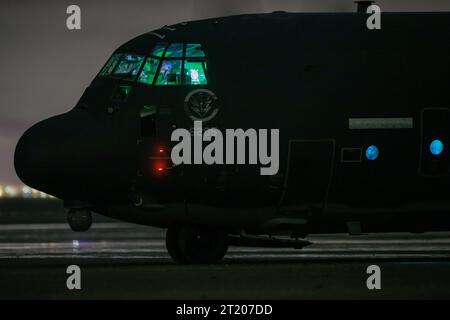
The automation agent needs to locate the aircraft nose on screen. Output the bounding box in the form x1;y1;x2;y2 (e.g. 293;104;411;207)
14;114;71;195
14;109;110;199
15;109;131;200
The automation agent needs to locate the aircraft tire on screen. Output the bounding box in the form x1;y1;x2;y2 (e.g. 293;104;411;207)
166;225;188;263
67;208;92;232
177;225;228;264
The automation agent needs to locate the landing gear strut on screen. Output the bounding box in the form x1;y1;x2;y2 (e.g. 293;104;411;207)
67;208;92;232
166;225;228;264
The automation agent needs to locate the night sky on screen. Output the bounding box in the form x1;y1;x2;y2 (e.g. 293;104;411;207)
1;0;449;185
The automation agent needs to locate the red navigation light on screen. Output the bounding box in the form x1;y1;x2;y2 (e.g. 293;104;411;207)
154;160;166;173
153;146;169;174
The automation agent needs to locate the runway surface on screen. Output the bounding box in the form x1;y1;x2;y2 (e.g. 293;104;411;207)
2;222;450;261
0;222;450;299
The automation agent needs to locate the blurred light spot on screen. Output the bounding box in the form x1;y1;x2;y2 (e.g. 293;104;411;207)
22;186;32;198
365;145;379;161
430;139;444;156
4;186;19;197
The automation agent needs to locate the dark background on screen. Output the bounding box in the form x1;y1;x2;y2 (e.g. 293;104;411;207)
1;0;450;186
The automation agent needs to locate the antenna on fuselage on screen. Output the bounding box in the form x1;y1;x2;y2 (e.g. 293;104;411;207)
354;1;375;13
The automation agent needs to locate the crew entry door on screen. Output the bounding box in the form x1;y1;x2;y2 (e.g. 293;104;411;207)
278;140;335;213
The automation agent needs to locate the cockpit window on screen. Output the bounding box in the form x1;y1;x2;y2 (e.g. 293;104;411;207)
98;53;122;76
183;61;207;85
97;43;208;85
152;42;208;86
185;44;206;57
156;60;182;85
113;54;145;80
151;42;167;57
164;43;183;57
138;58;160;84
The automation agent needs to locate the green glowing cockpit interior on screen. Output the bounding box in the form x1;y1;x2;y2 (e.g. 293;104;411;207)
165;43;183;57
183;60;207;85
185;44;206;58
156;60;182;85
113;54;145;80
151;42;167;57
97;42;208;86
138;58;160;85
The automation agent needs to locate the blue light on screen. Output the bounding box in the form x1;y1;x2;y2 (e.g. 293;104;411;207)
430;139;444;156
365;145;379;161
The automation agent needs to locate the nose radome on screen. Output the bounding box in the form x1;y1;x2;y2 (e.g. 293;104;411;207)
14;110;125;200
14;110;99;198
14;115;67;194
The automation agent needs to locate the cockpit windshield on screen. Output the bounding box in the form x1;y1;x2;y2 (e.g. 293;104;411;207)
112;54;145;80
97;42;208;86
156;60;182;85
98;53;121;76
138;58;159;85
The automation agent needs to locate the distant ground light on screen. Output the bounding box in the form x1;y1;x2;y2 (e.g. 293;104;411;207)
0;184;53;199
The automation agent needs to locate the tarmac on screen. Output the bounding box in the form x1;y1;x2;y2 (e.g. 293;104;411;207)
0;221;449;299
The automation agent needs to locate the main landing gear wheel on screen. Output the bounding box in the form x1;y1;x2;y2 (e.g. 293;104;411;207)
166;225;228;264
165;225;188;263
67;208;92;232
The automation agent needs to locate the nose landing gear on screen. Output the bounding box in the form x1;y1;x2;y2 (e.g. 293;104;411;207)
67;208;92;232
166;225;229;264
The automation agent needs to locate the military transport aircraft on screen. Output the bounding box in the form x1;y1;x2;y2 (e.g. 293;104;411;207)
14;3;450;263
